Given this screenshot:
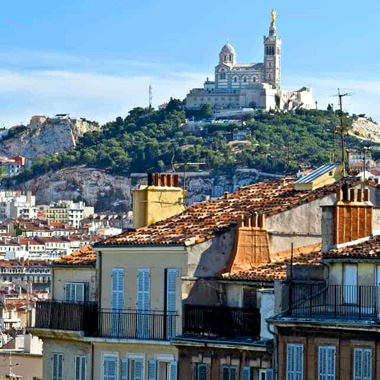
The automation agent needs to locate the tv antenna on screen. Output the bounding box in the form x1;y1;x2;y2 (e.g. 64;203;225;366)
331;88;353;176
149;85;153;109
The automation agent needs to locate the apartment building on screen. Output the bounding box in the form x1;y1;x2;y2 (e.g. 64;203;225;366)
270;184;380;380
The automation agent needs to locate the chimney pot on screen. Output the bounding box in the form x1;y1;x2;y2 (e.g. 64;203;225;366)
336;189;343;201
364;188;370;202
167;174;172;187
224;192;229;200
173;174;180;187
244;215;251;227
350;189;356;202
258;214;266;229
342;183;349;202
154;173;160;187
147;173;154;186
160;174;166;187
357;189;363;202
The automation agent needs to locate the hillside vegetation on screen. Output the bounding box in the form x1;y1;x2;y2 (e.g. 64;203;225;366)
11;103;379;184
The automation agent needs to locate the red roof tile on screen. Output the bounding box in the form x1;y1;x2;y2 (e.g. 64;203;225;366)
323;236;380;259
53;245;96;266
98;179;352;247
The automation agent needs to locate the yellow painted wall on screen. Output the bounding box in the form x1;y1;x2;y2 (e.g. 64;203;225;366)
53;266;97;302
294;165;342;191
133;186;185;228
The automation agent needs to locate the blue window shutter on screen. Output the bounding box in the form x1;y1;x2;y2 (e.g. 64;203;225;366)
242;366;250;380
148;359;157;380
121;359;128;380
170;360;178;380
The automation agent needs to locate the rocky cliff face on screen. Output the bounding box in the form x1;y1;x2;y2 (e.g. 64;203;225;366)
0;117;99;158
15;166;281;212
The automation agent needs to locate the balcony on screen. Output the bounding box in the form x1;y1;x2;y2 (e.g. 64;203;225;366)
289;284;380;320
31;301;178;341
183;305;261;339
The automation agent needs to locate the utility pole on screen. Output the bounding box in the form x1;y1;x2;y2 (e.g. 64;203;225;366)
334;88;351;176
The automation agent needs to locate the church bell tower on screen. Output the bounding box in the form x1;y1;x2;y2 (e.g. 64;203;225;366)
264;10;282;89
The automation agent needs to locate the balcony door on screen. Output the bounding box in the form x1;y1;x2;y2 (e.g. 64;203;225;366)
137;268;150;338
343;264;357;304
165;268;178;339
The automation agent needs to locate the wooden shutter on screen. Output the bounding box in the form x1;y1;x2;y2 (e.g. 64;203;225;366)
166;269;178;338
80;357;86;380
75;356;81;380
363;349;372;380
266;369;274;380
104;356;117;380
354;348;372;380
318;346;335;380
137;269;150;311
75;283;85;303
148;359;157;380
354;348;363;380
287;344;303;380
242;366;250;380
230;367;237;380
222;366;230;380
121;359;128;380
198;364;208;380
134;359;143;380
112;268;125;310
170;360;178;380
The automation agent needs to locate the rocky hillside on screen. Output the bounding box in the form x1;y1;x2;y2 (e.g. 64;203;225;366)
0;116;99;158
350;117;380;143
15;166;277;212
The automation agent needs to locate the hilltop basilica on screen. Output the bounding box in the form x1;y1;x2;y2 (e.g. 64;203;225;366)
185;11;315;111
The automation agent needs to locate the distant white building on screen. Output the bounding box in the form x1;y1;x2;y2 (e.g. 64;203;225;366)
0;191;36;221
185;10;315;112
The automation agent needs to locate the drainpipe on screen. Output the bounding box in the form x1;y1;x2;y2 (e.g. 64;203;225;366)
267;323;278;380
91;342;95;380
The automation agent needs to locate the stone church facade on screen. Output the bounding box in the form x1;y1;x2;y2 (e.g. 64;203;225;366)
186;11;315;111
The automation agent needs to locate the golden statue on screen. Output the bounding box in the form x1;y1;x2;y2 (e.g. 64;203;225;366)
271;9;276;24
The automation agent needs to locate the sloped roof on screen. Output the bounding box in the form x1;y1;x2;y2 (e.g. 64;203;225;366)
323;236;380;259
223;244;321;281
295;163;340;184
53;245;96;266
98;178;349;248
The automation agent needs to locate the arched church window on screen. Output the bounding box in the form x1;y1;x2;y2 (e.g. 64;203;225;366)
220;72;226;80
234;77;237;83
243;77;247;83
223;55;227;63
253;77;257;82
229;55;232;62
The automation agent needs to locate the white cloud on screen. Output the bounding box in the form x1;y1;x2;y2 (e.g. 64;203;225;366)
0;69;207;127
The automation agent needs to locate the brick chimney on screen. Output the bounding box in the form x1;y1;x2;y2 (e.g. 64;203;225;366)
133;173;185;228
321;184;373;251
227;213;270;273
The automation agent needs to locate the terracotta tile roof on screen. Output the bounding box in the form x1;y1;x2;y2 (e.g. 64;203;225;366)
53;245;96;266
223;245;321;281
323;236;380;259
98;179;351;247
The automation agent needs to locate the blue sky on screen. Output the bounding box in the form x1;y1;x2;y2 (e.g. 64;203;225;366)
0;0;379;126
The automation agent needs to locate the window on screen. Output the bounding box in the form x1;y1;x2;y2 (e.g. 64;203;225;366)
111;268;125;310
128;358;144;380
318;346;335;380
52;353;63;380
354;348;372;380
75;356;86;380
65;282;87;303
137;268;151;338
222;365;237;380
220;71;226;80
195;364;208;380
104;355;118;380
243;77;247;83
286;343;303;380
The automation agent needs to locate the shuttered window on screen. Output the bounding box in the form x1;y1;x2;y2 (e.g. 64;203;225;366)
129;358;144;380
195;364;208;380
318;346;335;380
286;343;303;380
170;361;178;380
222;365;237;380
166;268;178;338
241;366;250;380
65;282;87;303
137;269;150;338
121;359;128;380
111;268;125;310
52;353;63;380
104;355;118;380
148;359;157;380
74;356;86;380
354;348;372;380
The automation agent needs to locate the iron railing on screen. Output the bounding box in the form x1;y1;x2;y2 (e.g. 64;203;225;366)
34;301;98;332
32;302;177;341
289;284;379;319
183;304;260;338
92;309;177;340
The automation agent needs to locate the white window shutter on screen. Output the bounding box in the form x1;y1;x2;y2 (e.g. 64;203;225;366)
242;366;250;380
287;344;303;380
121;359;128;380
104;356;117;380
148;359;157;380
170;360;178;380
166;269;178;312
137;269;150;310
112;268;125;310
76;283;85;303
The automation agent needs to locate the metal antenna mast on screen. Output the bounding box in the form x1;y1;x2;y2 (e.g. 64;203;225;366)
149;85;153;109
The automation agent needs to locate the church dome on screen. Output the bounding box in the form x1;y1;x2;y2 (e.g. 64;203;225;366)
220;42;236;56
